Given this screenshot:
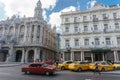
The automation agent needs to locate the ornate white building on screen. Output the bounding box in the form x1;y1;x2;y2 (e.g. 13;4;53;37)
60;4;120;62
0;0;57;63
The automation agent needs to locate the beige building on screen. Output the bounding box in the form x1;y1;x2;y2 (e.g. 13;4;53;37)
0;0;57;63
60;4;120;62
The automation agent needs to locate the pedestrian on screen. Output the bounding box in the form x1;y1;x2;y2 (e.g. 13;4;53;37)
94;63;101;75
55;60;58;66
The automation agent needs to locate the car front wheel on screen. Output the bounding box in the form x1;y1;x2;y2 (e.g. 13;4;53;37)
45;71;50;76
101;68;105;71
78;68;82;72
61;66;65;70
25;70;30;74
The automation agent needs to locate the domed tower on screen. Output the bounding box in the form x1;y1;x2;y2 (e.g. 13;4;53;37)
34;0;43;20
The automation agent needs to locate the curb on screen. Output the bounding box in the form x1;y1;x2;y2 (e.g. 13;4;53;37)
101;72;120;75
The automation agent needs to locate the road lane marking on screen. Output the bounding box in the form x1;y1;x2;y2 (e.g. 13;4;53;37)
85;79;92;80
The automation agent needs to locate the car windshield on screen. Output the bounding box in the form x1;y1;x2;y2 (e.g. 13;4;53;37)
41;64;49;67
70;61;78;64
63;61;73;64
93;61;101;64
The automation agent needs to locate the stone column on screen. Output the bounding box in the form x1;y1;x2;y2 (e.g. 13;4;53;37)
91;53;94;62
114;50;117;62
38;49;40;61
63;51;65;61
23;25;27;42
81;51;84;61
116;51;119;61
71;51;74;61
34;48;40;62
13;25;15;34
6;43;14;62
40;26;43;44
17;25;20;43
21;49;25;63
3;26;5;35
102;53;105;61
42;51;46;62
33;24;38;44
28;25;32;43
25;50;28;63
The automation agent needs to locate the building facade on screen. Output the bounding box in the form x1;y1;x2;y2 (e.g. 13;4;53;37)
0;0;57;63
60;4;120;62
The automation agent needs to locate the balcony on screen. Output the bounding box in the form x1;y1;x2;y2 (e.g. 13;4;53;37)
113;17;117;19
61;44;120;50
74;31;80;34
74;20;79;23
103;17;109;20
92;30;101;33
114;29;120;32
83;19;89;22
93;18;98;22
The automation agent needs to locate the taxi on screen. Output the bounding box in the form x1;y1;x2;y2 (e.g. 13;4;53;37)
113;61;120;70
57;61;73;70
68;61;90;72
89;61;114;71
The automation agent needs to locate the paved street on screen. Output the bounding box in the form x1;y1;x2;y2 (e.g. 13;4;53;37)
0;64;120;80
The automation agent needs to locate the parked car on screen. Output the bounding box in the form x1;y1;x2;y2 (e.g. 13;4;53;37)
113;61;120;70
68;61;90;72
44;60;54;65
89;61;114;71
57;61;73;70
21;62;56;76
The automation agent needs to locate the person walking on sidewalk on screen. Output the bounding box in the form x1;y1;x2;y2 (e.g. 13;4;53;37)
94;63;101;75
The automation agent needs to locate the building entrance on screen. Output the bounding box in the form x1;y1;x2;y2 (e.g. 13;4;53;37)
94;53;103;61
28;50;34;62
15;50;22;62
0;50;8;62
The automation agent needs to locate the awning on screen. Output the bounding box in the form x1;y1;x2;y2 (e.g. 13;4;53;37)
91;48;111;53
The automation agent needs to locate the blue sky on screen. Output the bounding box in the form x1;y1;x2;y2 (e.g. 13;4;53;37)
0;0;120;28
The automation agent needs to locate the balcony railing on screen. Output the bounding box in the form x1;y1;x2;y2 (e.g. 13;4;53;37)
93;18;98;22
62;45;119;49
103;17;109;20
62;29;120;35
83;19;89;22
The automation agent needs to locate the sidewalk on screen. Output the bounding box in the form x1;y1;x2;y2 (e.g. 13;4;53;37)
101;70;120;75
0;62;23;67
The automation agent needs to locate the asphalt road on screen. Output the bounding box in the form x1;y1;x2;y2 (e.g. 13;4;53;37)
0;65;120;80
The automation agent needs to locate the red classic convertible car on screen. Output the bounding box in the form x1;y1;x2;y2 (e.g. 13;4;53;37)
21;62;56;76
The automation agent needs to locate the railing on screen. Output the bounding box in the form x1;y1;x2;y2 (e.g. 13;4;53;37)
103;17;109;20
62;45;120;49
93;18;98;22
62;29;120;35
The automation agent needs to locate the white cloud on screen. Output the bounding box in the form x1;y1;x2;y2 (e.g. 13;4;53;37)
61;6;76;12
87;0;97;9
49;6;76;28
0;0;57;19
41;0;58;10
49;12;61;27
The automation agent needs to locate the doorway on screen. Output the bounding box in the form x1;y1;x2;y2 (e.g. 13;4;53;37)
94;53;103;61
15;50;22;62
28;50;34;62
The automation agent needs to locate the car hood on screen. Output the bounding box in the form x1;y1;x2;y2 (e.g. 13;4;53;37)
22;65;29;68
44;66;55;70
